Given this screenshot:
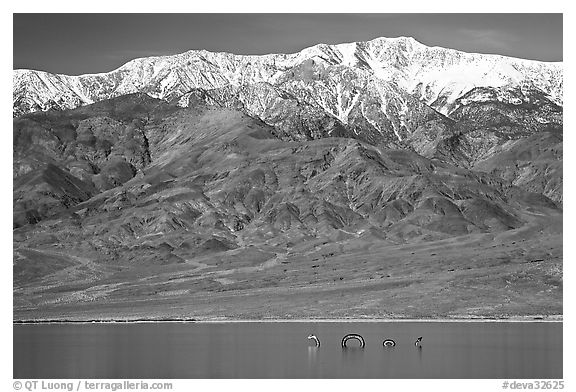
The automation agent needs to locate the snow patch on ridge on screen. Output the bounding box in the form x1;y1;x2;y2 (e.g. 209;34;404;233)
334;82;360;124
335;43;358;67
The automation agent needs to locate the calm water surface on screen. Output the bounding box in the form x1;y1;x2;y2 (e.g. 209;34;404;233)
14;322;562;378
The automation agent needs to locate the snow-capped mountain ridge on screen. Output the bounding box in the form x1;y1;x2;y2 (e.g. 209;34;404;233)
13;36;562;123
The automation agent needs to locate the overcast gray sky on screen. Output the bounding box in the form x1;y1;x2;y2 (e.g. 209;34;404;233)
13;14;563;75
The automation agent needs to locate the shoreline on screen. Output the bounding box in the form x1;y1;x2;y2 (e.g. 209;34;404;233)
13;316;563;324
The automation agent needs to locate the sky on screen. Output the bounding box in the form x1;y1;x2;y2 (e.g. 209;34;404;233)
13;13;563;75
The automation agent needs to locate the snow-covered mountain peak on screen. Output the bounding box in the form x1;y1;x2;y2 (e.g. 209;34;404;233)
13;36;562;119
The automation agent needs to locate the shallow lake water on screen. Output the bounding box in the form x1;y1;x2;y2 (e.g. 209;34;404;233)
14;321;562;378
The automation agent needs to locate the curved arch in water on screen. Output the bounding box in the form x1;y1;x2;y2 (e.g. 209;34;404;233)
341;333;365;348
382;339;396;347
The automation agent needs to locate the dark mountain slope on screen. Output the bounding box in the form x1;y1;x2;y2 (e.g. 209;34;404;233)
13;95;562;320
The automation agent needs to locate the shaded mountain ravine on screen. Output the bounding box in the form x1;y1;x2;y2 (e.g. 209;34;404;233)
13;37;562;321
